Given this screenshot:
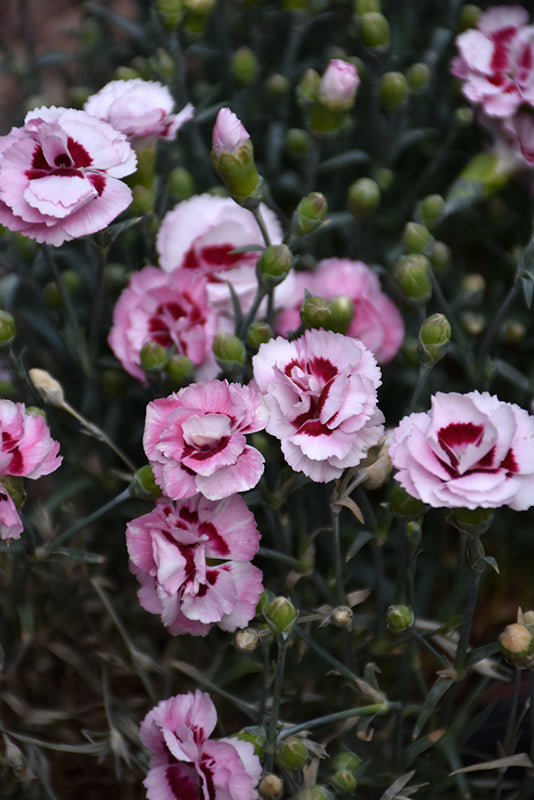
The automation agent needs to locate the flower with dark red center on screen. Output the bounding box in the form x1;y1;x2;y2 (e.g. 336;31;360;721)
143;379;268;501
0;106;136;246
108;266;218;384
389;391;534;509
140;691;262;800
126;494;263;636
252;329;384;482
451;6;534;118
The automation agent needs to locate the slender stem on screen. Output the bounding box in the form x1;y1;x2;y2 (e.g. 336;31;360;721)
278;702;400;741
42;486;133;552
62;400;137;473
89;243;109;363
257;547;307;571
406;362;432;414
454;558;483;674
239;285;268;338
478;278;520;374
410;629;451;670
495;667;522;800
252;206;272;247
295;625;364;688
331;507;345;603
264;636;289;772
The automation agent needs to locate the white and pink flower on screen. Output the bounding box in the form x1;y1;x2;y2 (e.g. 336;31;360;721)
108;266;219;384
389;390;534;510
318;59;360;111
143;379;268;501
212;107;251;158
275;258;404;364
126;494;263;636
451;6;534;118
0;106;137;246
155;194;287;317
140;690;261;800
252;329;384;482
84;79;194;143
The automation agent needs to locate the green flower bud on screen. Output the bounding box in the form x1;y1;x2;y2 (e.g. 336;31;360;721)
285;128;312;156
0;311;16;347
114;66;142;81
418;313;451;366
459;4;483;32
139;341;168;372
1;475;26;510
237;728;266;758
247;321;274;350
347;177;380;219
293;192;328;236
300;295;331;329
259;773;283;800
266;73;290;97
332;752;361;773
295;787;332;800
461;273;485;304
134;464;163;499
211;110;262;203
402;221;432;254
166;355;194;386
419;193;445;227
406;519;422;547
263;596;298;636
461;311;485;336
379;71;408;111
234;628;260;653
355;0;380;14
213;332;246;367
375;167;393;191
522;611;534;632
331;769;357;795
168;167;195;200
298;69;321;104
157;0;184;28
257;244;293;287
499;623;534;668
407;62;430;92
394;254;432;303
131;185;154;215
389;481;428;520
277;736;308;770
232;46;258;85
359;12;390;48
387;604;415;633
451;507;494;536
401;336;420;367
430;241;451;272
182;0;214;33
501;319;527;344
328;296;356;334
454;106;474;126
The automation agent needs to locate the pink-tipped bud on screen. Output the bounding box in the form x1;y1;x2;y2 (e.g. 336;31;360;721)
211;107;262;201
317;59;360;113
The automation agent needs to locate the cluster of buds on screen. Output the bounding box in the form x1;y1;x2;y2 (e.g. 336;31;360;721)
300;59;360;134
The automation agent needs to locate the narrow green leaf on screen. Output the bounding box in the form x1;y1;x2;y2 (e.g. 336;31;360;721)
412;675;454;740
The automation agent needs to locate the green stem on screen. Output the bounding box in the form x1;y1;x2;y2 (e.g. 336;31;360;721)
478;277;520;377
295;625;364;689
278;701;400;741
264;635;289;772
406;362;432;414
454;558;483;675
331;507;345;604
252;205;272;248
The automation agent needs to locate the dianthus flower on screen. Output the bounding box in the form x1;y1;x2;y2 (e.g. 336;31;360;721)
389;390;534;510
155;194;290;317
0;400;62;539
140;690;262;800
451;6;534;118
0;106;136;245
84;78;194;143
143;379;268;501
108;266;218;383
126;494;263;636
275;257;404;364
252;329;384;482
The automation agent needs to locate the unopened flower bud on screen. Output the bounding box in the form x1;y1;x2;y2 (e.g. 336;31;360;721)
406;519;422;547
168;166;195;200
259;773;283;800
452;507;494;536
359;12;390;49
355;0;380;14
387;604;415;633
317;59;360;113
379;71;408;111
211;108;262;202
455;106;474;126
182;0;214;33
237;727;265;757
263;596;298;636
131;185;154;215
295;786;332;800
407;62;430;92
348;177;380;219
331;769;357;795
389;481;428;520
247;321;274;350
430;241;451;272
461;311;485;336
157;0;183;28
419;194;445;227
300;295;331;329
395;254;432;304
375;167;394;191
332;752;361;772
293;192;328;236
0;311;15;347
277;736;308;770
500;623;534;668
331;606;353;630
134;464;163;499
257;244;293;287
327;296;355;334
461;273;485;304
285;128;311;156
266;73;290;97
140;341;168;372
362;445;392;489
501;319;526;344
459;4;483;32
298;69;321;104
522;611;534;631
402;222;432;254
232;46;258;85
213;332;246;366
29;368;65;407
1;475;26;510
418;313;451;366
235;628;260;653
166;354;194;386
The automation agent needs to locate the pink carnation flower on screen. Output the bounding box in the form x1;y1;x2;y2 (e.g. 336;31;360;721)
126;494;263;636
0;400;62;540
0;106;137;246
143;379;268;501
318;59;360;110
451;6;534;118
108;266;219;384
140;690;262;800
389;391;534;510
212;107;251;158
84;79;194;143
252;329;384;482
275;258;404;364
155;194;289;317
